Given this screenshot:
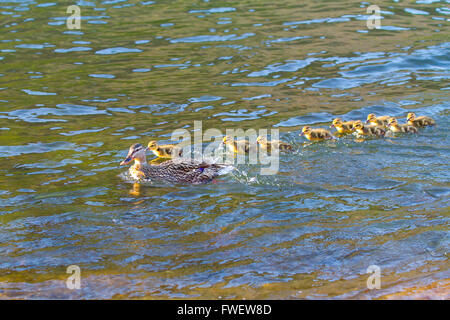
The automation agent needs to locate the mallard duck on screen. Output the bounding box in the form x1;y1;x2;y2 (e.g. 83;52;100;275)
388;118;418;133
223;135;254;154
256;136;292;152
300;126;334;141
406;112;435;127
353;120;385;137
330;118;358;134
120;143;227;184
366;113;391;127
147;140;182;159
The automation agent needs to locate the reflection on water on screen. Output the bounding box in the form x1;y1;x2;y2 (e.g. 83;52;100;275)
0;0;449;299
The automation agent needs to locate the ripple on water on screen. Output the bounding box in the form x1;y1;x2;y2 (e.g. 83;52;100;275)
89;74;116;79
0;142;78;157
214;108;276;122
54;47;92;53
36;3;57;7
15;44;55;49
231;78;295;87
247;59;314;77
21;89;57;96
189;7;236;14
241;43;450;90
132;68;151;72
404;8;430;15
189;95;223;103
170;33;255;43
95;47;143;55
4;104;109;123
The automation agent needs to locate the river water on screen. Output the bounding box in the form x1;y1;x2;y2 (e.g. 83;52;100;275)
0;0;449;299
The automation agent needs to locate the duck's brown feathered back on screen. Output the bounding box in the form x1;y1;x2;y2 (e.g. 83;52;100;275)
139;160;227;184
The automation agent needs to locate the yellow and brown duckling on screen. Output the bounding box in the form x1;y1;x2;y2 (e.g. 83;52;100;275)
406;112;435;127
147;140;183;159
223;135;254;154
366;113;391;127
120;143;227;184
352;120;385;137
256;136;292;152
300;126;334;141
387;118;418;134
330;118;359;134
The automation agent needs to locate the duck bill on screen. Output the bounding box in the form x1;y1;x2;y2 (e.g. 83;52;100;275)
329;124;334;128
120;155;133;166
299;132;304;136
365;120;370;124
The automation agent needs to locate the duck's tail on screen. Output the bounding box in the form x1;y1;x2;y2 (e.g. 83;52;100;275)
194;162;234;184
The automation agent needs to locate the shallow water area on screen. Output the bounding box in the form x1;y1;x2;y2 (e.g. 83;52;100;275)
0;0;449;299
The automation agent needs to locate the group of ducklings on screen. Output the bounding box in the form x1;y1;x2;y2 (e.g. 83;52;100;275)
146;135;294;158
303;112;435;141
143;112;435;160
222;112;435;152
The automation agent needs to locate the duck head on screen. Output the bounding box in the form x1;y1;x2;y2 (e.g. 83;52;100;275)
388;117;397;127
406;112;416;122
120;143;148;165
300;126;311;136
256;135;266;143
366;113;376;124
353;120;363;131
147;140;158;150
330;118;343;128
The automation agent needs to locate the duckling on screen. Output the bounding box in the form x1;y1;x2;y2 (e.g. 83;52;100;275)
330;118;359;134
352;120;385;137
147;140;182;159
223;135;253;154
120;143;228;184
366;113;391;127
387;117;418;134
300;126;334;141
256;136;292;152
406;112;435;127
